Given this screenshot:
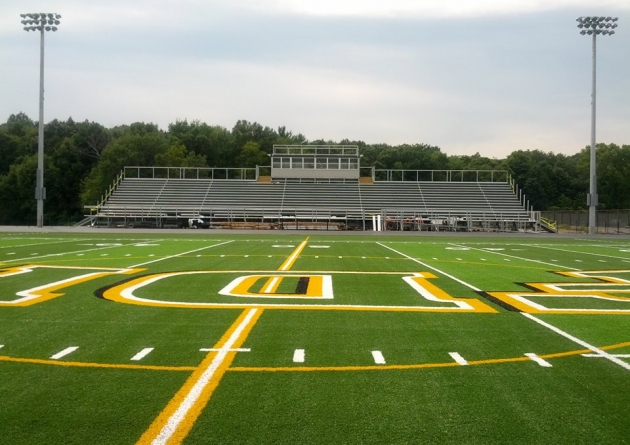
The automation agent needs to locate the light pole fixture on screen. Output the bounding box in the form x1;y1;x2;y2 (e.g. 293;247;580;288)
20;12;62;227
576;16;618;235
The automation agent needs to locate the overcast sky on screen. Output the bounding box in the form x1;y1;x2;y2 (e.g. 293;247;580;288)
1;0;628;158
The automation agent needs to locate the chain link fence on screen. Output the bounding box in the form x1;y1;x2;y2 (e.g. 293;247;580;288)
541;210;630;234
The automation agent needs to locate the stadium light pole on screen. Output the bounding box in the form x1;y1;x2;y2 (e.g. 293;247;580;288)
20;12;62;227
577;16;618;235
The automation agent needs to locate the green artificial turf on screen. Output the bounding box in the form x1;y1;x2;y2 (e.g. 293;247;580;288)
0;231;629;444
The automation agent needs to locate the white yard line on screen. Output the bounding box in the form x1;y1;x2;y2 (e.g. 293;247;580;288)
526;244;630;261
262;277;280;294
293;349;305;363
50;346;79;360
447;243;579;271
582;353;630;358
130;241;234;268
379;241;630;372
525;353;553;367
4;239;232;268
377;243;482;292
131;348;154;361
371;350;386;365
522;313;630;371
199;348;250;352
0;239;81;250
449;352;469;366
2;240;160;264
151;308;259;445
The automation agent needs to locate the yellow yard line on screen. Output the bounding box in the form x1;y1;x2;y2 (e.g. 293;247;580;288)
0;355;195;372
277;237;309;271
136;237;309;444
136;308;263;445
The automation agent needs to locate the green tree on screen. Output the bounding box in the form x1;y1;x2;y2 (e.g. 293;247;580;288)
74;120;111;160
4;112;37;139
44;118;77;155
115;122;160;136
595;143;630;209
0;113;37;175
235;141;268;168
230;120;278;161
45;137;100;223
0;155;38;224
168;120;227;166
506;149;584;210
0;131;29;176
3;111;627;223
154;142;207;167
449;153;505;171
81;132;169;205
275;126;307;145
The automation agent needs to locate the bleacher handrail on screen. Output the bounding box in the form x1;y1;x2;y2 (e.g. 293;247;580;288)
273;145;359;157
373;169;509;182
97;169;125;208
539;216;558;231
123;166;258;180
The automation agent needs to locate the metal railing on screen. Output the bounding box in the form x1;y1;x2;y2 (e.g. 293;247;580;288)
541;210;630;234
123;166;258;180
371;169;509;183
273;145;359;156
97;169;125;208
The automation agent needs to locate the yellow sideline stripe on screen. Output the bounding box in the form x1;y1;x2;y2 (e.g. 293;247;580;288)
2;342;627;373
228;341;630;373
596;340;630;351
0;355;195;371
136;308;263;445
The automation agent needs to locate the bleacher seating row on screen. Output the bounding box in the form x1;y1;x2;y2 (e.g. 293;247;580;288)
93;178;535;231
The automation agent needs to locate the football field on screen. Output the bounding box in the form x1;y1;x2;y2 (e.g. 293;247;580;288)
1;231;629;444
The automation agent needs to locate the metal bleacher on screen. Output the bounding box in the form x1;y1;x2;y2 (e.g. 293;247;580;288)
89;164;540;232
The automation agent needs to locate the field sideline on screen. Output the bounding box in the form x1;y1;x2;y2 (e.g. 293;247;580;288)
1;228;629;444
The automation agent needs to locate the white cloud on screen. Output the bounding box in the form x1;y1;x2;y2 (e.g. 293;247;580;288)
241;0;630;18
1;1;629;159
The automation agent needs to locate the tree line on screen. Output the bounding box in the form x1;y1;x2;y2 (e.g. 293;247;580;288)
0;112;628;225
